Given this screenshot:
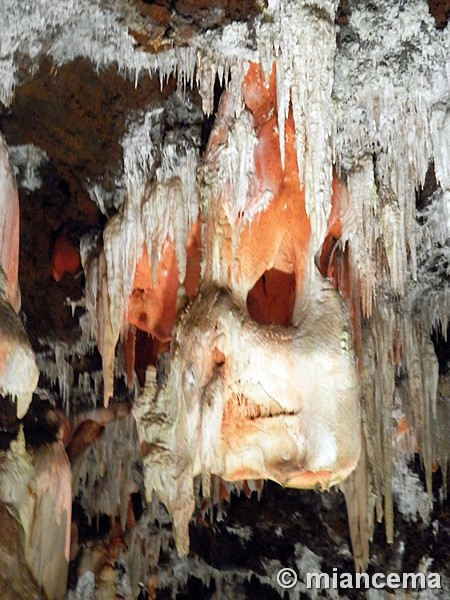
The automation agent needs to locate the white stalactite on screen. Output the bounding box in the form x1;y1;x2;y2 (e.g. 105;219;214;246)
257;0;338;251
0;432;72;600
0;135;39;418
0;133;21;311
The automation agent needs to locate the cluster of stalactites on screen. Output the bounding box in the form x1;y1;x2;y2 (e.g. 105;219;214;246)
335;106;449;567
337;160;447;570
257;0;338;251
72;414;140;532
335;153;448;569
332;0;450;318
330;1;450;570
0;427;72;600
82;111;200;406
339;135;448;323
22;0;444;573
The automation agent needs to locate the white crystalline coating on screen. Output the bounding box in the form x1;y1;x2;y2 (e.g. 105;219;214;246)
73;571;95;600
344;157;378;316
37;345;74;409
88;107;200;378
141;142;199;286
416;190;449;253
72;414;140;530
257;0;338;250
411;189;450;335
392;457;432;526
122;108;164;203
328;7;449;570
333;0;450;306
0;0;255;108
37;328;96;411
7;144;49;192
431;105;450;191
333;1;449;168
86;183;117;216
204;102;260;227
103;206;144;343
99;109;165;338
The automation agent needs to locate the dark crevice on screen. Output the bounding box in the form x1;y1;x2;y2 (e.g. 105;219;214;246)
200;74;226;155
416;162;439;211
428;0;450;28
247;268;296;326
431;324;450;375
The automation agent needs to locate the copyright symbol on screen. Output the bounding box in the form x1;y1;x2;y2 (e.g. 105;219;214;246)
276;568;298;589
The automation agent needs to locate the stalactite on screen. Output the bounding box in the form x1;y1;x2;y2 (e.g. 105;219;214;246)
99;234;126;402
37;333;95;411
72;414;140;532
7;144;48;193
0;135;39;418
81;105;201;401
2;0;448;584
133;364;197;556
257;0;338;250
327;2;450;567
0;431;72;599
0;133;20;311
340;443;370;573
123;324;137;390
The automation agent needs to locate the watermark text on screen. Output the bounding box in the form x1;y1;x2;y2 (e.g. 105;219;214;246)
276;568;441;591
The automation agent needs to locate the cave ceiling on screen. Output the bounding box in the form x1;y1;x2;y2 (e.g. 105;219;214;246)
0;0;449;599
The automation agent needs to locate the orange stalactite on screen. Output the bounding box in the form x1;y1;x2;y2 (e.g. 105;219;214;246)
127;243;179;342
66;419;105;462
52;228;81;281
241;62;278;127
127;220;201;341
124;219;201;382
319;173;348;283
319;175;363;373
231;63;311;306
98;249;116;407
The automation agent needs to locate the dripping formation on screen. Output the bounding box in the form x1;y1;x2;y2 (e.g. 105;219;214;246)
0;0;449;597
